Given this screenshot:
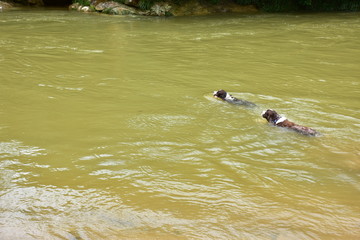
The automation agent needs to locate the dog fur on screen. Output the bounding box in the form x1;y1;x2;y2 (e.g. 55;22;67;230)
213;89;256;107
262;109;319;136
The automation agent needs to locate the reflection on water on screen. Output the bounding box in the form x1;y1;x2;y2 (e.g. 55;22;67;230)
1;9;360;239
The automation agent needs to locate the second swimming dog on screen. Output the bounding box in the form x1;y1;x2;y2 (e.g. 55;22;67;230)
213;89;256;107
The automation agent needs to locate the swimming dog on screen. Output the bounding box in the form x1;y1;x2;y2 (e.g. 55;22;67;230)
262;109;319;136
213;89;256;107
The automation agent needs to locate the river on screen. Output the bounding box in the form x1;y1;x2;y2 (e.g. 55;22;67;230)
0;8;359;239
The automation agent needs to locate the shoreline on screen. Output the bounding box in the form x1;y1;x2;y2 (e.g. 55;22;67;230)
0;0;259;16
1;0;359;16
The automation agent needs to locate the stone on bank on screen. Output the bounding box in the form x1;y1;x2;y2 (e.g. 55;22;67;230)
69;0;173;16
0;1;14;11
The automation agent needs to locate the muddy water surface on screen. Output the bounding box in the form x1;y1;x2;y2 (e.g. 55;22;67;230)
0;9;359;239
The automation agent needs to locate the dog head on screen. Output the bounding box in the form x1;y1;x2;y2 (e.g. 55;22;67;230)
213;89;228;100
262;109;281;124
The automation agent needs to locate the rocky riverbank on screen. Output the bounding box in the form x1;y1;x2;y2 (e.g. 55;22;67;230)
1;0;359;14
69;0;258;16
0;0;258;16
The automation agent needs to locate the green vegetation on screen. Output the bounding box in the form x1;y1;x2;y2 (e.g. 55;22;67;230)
72;0;90;6
139;0;154;10
72;0;360;12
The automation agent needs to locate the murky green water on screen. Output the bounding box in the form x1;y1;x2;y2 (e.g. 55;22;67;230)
1;9;360;239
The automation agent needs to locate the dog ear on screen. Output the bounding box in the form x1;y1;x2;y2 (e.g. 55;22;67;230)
268;110;273;116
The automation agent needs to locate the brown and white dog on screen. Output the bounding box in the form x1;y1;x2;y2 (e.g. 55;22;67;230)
213;89;256;107
262;109;319;136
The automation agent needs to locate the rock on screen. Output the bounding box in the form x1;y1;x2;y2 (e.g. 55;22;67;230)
69;1;139;15
69;3;80;10
0;1;13;10
80;6;91;12
93;1;140;15
150;2;172;16
95;1;122;11
109;5;139;15
69;3;93;12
